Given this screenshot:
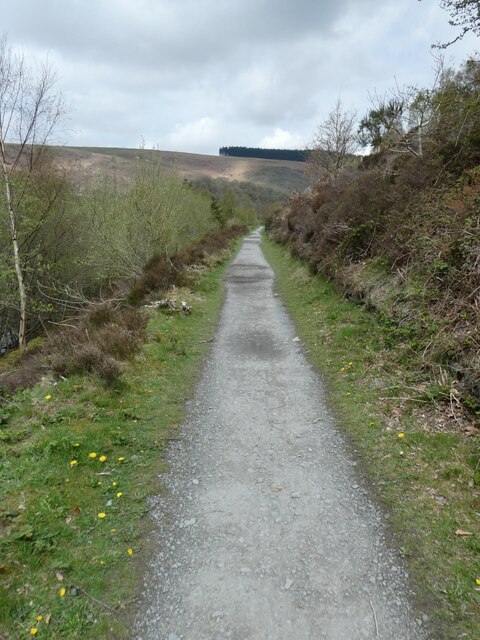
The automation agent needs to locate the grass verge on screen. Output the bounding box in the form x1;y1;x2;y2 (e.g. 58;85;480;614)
0;242;240;640
262;236;480;640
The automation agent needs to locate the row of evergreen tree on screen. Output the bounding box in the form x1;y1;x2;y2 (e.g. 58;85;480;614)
219;146;307;162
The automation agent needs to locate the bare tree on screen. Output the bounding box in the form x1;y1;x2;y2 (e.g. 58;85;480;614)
426;0;480;48
306;98;359;183
0;34;64;349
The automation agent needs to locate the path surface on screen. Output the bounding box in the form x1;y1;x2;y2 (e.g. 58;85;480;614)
134;231;425;640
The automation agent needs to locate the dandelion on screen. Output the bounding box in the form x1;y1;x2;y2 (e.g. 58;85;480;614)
340;367;345;372
111;528;117;533
112;481;118;486
127;548;133;556
398;433;405;439
476;578;480;586
348;361;353;366
88;452;97;459
44;394;52;401
100;560;106;565
30;629;38;636
99;455;107;462
59;587;66;597
73;442;80;447
36;615;43;622
118;456;125;462
97;512;106;519
116;492;123;498
69;459;78;467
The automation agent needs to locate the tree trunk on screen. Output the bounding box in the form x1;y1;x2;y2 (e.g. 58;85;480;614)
1;151;27;350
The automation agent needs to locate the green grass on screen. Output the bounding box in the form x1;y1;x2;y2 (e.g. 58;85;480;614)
262;236;480;640
0;244;240;639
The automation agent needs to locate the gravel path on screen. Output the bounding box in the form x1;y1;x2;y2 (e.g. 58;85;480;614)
134;230;426;640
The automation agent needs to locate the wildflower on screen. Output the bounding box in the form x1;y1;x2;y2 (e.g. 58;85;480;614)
44;394;52;401
111;528;117;533
127;548;133;555
97;512;106;519
118;456;125;462
59;587;66;597
88;452;97;459
73;442;80;447
116;492;123;498
340;367;345;372
476;578;480;586
100;560;106;565
99;455;107;462
398;433;405;439
30;629;38;636
69;459;78;467
36;615;43;622
112;481;118;486
348;361;353;366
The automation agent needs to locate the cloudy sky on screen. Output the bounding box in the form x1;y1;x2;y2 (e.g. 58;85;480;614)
1;0;478;155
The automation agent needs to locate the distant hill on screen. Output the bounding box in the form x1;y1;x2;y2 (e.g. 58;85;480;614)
48;146;309;198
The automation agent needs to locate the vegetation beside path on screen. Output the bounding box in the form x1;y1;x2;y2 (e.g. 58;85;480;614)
0;238;242;640
262;236;480;640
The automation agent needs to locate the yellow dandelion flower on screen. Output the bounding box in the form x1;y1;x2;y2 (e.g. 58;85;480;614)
340;367;345;372
100;560;106;565
348;361;353;366
112;481;118;486
69;459;78;467
36;615;43;622
116;492;123;498
30;629;38;636
59;587;66;597
44;394;52;401
111;528;117;533
398;432;405;439
97;512;106;519
99;455;107;462
118;456;125;462
476;578;480;586
88;452;97;459
127;548;133;555
73;442;80;447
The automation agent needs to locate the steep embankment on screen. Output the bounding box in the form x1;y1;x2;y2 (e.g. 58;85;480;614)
269;158;480;421
268;59;480;419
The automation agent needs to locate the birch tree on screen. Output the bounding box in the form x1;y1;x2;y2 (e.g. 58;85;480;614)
0;35;63;349
306;99;358;183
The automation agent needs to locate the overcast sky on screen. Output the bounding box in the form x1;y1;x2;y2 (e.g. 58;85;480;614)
1;0;478;155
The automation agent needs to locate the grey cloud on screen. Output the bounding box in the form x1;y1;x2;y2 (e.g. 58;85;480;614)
1;0;477;154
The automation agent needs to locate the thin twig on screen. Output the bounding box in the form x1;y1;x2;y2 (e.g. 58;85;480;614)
77;586;115;612
369;598;379;637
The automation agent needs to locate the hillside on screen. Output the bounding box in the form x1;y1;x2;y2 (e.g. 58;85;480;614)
50;146;308;197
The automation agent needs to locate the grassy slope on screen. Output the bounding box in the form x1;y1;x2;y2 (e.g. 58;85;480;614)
262;236;480;640
0;244;239;639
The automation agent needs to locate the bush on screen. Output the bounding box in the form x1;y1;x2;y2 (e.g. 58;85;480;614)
45;303;146;385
